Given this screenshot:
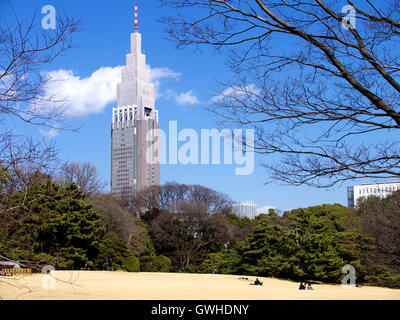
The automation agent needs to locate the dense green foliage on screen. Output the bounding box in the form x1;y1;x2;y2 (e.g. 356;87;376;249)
2;182;104;269
175;202;398;287
1;176;399;288
0;182;137;271
238;224;345;282
0;180;176;273
353;191;400;288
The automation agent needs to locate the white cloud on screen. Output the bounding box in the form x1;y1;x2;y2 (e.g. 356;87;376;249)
0;71;12;89
39;127;61;138
37;66;123;117
150;67;182;99
35;65;189;117
257;205;276;214
150;67;181;82
211;84;261;103
167;89;199;105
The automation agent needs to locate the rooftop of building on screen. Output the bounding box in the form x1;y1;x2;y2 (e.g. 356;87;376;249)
233;201;257;206
356;180;400;186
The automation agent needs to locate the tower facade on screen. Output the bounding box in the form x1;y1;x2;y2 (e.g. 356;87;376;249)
111;4;160;197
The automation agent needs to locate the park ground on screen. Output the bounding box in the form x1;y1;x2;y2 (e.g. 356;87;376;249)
1;271;400;300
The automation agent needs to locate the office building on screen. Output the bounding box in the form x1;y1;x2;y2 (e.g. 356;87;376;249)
111;4;160;197
347;181;400;208
233;201;257;219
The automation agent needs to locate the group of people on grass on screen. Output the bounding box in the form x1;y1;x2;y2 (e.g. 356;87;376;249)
249;278;314;289
299;282;313;290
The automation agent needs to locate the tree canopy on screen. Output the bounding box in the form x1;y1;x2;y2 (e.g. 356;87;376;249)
159;0;400;187
1;176;398;288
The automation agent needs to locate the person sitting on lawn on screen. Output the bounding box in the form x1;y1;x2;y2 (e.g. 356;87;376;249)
299;282;306;290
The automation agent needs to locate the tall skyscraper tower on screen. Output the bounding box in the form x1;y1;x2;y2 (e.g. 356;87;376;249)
111;3;160;197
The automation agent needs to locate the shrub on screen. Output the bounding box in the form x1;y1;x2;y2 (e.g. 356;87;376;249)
122;256;140;272
154;255;172;272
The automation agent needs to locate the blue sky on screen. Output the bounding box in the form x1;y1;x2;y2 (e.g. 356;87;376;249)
1;0;354;211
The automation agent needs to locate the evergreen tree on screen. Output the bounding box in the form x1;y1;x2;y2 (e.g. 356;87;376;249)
4;182;105;268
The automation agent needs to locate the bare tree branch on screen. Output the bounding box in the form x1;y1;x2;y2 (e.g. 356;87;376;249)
160;0;400;187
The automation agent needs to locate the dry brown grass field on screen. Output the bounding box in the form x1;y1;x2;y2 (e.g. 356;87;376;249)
1;271;399;300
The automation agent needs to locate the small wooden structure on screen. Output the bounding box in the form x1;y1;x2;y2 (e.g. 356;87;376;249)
0;261;32;276
1;268;32;276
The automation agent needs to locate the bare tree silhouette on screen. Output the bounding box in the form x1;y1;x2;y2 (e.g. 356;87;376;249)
0;8;80;286
160;0;400;187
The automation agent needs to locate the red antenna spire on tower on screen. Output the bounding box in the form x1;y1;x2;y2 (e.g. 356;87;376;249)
134;2;138;31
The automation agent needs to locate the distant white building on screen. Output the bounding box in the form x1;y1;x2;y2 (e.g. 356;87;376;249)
233;201;257;219
347;181;400;208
